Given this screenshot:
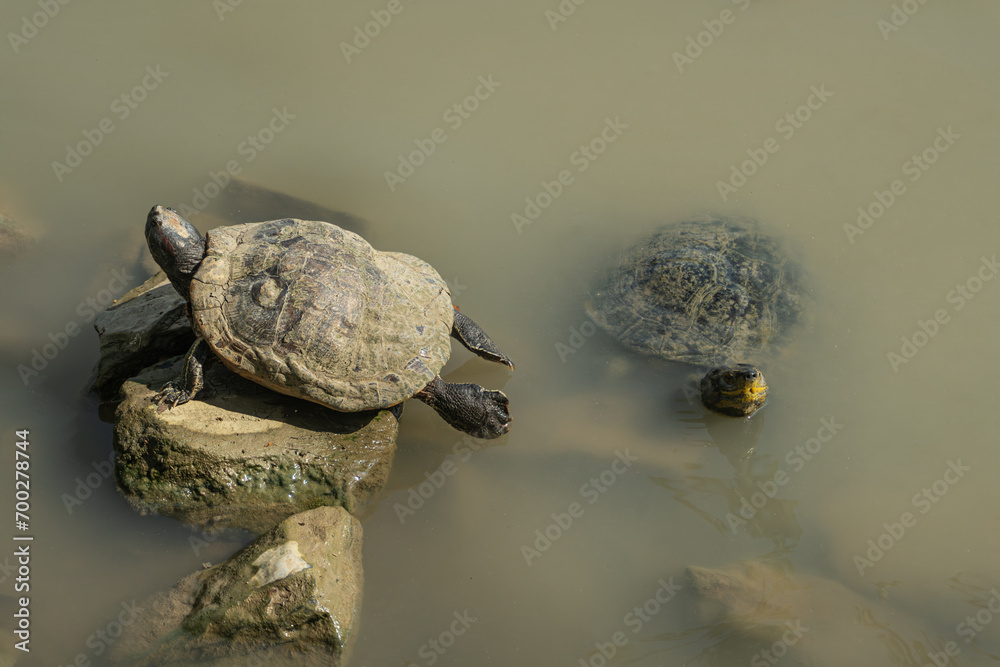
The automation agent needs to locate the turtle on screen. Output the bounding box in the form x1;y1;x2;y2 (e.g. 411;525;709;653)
144;205;514;439
585;215;807;417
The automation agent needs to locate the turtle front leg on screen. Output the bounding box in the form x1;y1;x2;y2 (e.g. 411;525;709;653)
154;337;212;411
451;309;515;370
414;376;511;439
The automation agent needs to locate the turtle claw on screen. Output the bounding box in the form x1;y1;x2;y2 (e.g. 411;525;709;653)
153;382;192;412
152;338;209;411
476;389;511;439
414;377;512;440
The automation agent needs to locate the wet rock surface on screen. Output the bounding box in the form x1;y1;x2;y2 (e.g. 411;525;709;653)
109;506;363;666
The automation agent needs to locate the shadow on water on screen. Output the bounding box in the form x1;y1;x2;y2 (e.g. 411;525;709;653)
198;178;369;236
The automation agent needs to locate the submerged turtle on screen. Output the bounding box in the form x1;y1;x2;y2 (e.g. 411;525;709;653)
144;205;514;439
586;215;806;417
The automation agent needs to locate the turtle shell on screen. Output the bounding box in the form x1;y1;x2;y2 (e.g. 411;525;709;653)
188;219;454;411
585;215;806;367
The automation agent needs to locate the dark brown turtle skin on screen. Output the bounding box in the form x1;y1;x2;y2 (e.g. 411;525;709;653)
144;205;515;439
586;215;806;417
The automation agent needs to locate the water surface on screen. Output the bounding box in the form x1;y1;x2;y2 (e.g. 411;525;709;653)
2;1;999;665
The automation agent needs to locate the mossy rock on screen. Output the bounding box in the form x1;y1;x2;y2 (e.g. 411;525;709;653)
114;355;398;534
109;506;363;666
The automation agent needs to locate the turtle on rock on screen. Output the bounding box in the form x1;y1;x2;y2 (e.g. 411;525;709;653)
586;215;807;417
144;205;514;439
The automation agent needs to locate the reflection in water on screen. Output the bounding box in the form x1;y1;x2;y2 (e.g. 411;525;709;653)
642;412;969;666
653;410;802;558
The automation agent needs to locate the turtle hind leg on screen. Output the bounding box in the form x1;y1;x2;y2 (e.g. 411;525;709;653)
154;337;212;411
451;309;515;370
414;376;511;439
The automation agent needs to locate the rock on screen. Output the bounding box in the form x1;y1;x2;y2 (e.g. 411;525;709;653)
113;354;398;533
0;209;38;259
685;560;935;666
90;273;194;400
109;505;363;666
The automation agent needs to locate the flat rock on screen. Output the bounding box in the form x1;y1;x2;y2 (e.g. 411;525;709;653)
109;506;363;666
114;355;398;533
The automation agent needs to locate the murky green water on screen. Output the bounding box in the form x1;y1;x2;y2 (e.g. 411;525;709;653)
2;1;1000;665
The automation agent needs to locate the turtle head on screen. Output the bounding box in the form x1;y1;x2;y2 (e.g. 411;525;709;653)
699;364;768;417
145;205;206;296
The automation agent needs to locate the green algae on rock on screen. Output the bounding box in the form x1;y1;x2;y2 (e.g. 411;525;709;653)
108;506;363;666
114;356;398;534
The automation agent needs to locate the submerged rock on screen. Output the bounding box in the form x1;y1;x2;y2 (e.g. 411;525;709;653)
98;272;398;533
109;506;363;666
0;209;38;258
685;560;936;666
